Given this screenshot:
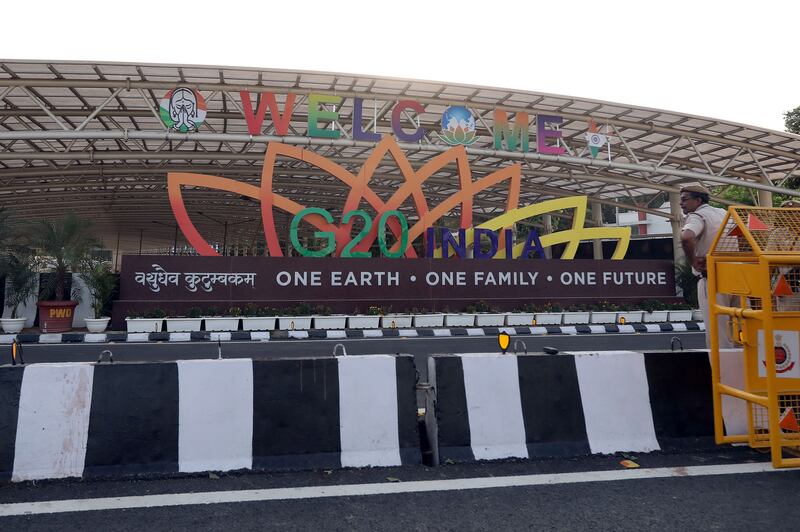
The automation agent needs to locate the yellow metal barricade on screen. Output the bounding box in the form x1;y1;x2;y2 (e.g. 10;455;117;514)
708;206;800;468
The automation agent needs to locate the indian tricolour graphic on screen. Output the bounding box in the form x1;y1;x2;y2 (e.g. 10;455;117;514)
160;88;207;133
585;119;607;158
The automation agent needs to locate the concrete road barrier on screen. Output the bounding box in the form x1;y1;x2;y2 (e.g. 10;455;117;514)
0;355;419;482
426;350;744;464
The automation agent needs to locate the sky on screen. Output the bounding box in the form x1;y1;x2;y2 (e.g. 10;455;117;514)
2;0;798;132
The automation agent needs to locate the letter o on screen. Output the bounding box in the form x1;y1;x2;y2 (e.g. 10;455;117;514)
560;272;573;285
425;272;439;286
276;271;291;286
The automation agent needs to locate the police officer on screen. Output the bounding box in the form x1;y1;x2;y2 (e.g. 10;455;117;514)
679;184;735;349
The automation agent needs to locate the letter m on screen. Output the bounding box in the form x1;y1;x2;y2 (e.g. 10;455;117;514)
493;110;529;152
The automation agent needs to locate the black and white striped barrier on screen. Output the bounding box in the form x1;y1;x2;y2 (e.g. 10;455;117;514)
0;355;419;482
425;350;743;464
0;322;704;345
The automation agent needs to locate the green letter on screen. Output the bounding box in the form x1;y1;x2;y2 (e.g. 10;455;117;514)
308;93;342;139
378;210;408;258
290;207;335;257
341;210;373;258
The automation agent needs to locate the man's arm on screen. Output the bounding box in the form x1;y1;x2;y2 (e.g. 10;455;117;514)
681;228;706;273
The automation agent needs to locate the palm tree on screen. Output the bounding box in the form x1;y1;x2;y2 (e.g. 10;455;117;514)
26;213;98;301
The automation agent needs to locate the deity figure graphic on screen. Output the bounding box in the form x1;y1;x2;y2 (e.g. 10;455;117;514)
168;88;199;132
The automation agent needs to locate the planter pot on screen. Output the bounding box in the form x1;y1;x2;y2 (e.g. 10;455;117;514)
444;313;476;327
642;310;669;323
125;318;163;333
692;309;703;321
313;315;347;329
562;311;591;325
380;314;413;328
277;316;312;330
84;317;110;333
475;313;506;327
534;312;563;325
668;310;694;322
0;317;27;334
165;318;202;332
505;313;535;327
241;317;276;331
204;317;240;332
347;315;381;329
589;311;617;324
412;314;445;327
37;300;79;333
616;311;643;324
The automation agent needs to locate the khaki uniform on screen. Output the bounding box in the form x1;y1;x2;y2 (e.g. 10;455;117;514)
682;204;735;349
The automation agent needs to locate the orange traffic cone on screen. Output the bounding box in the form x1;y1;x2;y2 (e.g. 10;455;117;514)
779;407;800;432
747;213;769;231
774;275;794;297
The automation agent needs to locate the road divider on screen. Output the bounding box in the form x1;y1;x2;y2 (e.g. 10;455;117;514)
0;355;420;482
425;350;746;464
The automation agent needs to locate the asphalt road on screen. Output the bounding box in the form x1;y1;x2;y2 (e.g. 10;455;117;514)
1;447;797;531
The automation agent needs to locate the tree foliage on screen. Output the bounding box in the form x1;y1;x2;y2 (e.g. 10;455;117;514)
26;213;98;301
785;106;800;135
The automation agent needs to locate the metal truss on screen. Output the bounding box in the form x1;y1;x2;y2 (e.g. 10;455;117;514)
1;60;799;253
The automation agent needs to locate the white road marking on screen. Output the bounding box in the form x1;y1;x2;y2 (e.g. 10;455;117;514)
0;462;788;517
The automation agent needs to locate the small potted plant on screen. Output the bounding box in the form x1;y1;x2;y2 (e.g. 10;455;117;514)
616;302;643;324
444;304;477;327
589;300;618;324
203;305;240;332
80;258;116;333
640;299;669;323
667;301;694;322
505;304;535;327
165;306;204;332
473;300;506;326
411;307;444;328
125;308;165;333
241;303;276;331
277;303;313;330
562;303;591;325
348;305;382;329
380;306;413;328
534;302;563;325
313;304;347;329
0;250;37;334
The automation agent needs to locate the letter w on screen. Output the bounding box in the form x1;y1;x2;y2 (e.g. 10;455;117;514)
239;91;296;136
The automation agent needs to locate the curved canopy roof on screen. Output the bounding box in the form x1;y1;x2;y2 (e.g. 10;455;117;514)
1;59;798;254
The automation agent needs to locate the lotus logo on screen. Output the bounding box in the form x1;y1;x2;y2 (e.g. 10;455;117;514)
167;136;631;259
438;106;477;146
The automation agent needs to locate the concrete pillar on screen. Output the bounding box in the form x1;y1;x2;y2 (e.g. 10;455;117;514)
670;192;685;265
542;214;553;259
758;189;773;207
591;202;603;259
